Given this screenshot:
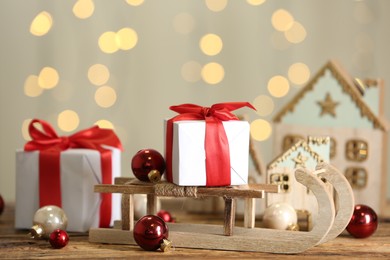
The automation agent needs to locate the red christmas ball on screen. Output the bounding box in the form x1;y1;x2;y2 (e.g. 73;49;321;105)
131;149;166;183
157;210;174;223
49;229;69;249
346;204;378;238
0;194;4;215
133;215;171;251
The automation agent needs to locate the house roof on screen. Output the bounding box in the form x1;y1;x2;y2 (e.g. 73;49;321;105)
273;60;388;131
267;137;328;170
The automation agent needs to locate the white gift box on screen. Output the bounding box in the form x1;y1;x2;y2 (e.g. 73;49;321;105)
15;148;121;232
166;120;250;186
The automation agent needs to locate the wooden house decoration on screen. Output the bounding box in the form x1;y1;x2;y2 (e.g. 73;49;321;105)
272;60;389;217
266;137;331;227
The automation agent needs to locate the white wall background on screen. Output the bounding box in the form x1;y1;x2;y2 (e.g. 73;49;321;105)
1;0;390;203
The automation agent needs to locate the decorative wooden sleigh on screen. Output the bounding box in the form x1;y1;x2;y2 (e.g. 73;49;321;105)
89;162;354;254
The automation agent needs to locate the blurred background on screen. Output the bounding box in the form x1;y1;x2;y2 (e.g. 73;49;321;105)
1;0;389;203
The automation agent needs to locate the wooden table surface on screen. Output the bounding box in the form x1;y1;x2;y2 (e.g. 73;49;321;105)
1;203;390;259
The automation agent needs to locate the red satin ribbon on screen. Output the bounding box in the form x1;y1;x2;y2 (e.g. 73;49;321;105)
165;102;255;186
24;119;123;228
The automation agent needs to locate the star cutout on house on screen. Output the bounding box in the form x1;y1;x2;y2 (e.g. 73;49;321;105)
293;152;308;168
317;92;339;117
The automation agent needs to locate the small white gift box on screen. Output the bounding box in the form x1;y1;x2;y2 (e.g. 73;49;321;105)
166;120;250;186
15;148;121;232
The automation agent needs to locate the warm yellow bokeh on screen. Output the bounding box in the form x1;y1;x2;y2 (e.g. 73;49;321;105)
205;0;228;12
22;119;32;141
116;27;138;50
253;95;274;117
73;0;95;19
126;0;144;6
271;9;294;32
88;64;110;86
58;110;80;132
181;61;202;83
95;119;114;129
38;67;59;89
98;28;138;53
201;62;225;85
24;75;43;97
199;34;223;56
288;62;310;86
284;21;306;44
267;75;290;98
247;0;266;5
30;11;53;36
95;86;117;108
99;31;119;54
173;12;195;35
250;119;272;141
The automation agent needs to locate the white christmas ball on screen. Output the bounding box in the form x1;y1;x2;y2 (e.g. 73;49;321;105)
263;202;297;230
133;194;161;219
31;205;68;238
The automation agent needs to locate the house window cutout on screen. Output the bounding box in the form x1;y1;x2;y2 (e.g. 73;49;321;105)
345;139;368;162
345;167;368;189
282;135;304;151
329;137;336;159
270;173;290;193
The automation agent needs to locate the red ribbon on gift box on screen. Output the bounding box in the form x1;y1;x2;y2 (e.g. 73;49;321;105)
24;119;123;228
165;102;255;186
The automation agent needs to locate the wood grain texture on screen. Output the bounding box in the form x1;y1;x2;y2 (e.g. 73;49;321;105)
115;177;131;185
315;162;354;244
95;181;278;198
2;205;390;259
89;168;336;254
121;194;134;231
223;198;235;236
147;194;157;215
244;198;255;228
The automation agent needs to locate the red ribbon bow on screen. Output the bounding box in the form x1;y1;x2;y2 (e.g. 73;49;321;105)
165;102;255;186
24;119;123;228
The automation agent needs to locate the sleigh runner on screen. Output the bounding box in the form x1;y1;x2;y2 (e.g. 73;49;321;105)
89;162;354;254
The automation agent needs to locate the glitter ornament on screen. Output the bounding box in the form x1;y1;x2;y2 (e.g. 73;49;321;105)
49;229;69;249
346;204;378;238
131;149;166;182
30;205;68;239
133;215;171;252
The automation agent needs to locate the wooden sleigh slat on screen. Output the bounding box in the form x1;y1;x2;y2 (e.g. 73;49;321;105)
95;182;280;199
315;162;355;244
89;221;333;253
95;181;279;235
89;163;354;254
